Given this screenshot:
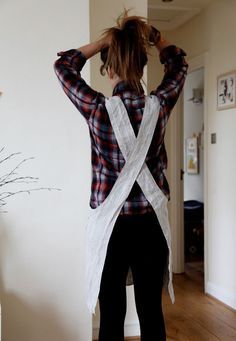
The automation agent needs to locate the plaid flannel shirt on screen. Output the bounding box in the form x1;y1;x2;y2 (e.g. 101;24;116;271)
54;45;188;215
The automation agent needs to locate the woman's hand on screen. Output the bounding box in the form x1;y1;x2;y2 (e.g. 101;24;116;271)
76;34;111;60
149;25;161;46
98;33;112;50
149;25;171;52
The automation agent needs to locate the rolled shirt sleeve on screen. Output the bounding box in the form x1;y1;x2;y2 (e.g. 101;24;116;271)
151;45;189;121
53;49;102;121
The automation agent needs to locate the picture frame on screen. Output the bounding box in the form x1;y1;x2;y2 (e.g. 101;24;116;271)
186;137;199;174
217;70;236;110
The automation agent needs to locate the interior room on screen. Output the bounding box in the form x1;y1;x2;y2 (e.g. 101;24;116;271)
0;0;236;340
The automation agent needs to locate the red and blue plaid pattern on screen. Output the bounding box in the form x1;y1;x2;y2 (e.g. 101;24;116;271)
54;45;188;215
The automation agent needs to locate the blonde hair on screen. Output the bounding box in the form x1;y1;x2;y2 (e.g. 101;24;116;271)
100;9;156;95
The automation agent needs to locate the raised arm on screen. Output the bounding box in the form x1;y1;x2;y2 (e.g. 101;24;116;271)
150;29;189;118
53;37;109;121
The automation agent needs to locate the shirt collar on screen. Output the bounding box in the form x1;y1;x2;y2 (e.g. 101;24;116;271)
112;80;144;96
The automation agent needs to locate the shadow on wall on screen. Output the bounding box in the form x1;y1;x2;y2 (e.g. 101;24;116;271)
0;219;78;341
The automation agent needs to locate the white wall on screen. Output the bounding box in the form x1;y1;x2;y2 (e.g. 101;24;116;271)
183;68;204;202
0;0;92;340
149;0;236;309
89;1;147;338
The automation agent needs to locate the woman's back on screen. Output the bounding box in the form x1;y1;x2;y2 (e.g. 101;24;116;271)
53;12;189;215
88;82;168;213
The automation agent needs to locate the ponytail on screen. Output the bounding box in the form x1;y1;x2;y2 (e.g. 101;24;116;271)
100;9;155;95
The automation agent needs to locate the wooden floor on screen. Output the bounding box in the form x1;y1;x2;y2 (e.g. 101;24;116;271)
126;261;236;341
95;261;236;341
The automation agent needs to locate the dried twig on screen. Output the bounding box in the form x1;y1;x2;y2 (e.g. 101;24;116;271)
0;146;61;213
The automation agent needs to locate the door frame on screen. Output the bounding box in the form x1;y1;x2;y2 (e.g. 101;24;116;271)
169;51;209;293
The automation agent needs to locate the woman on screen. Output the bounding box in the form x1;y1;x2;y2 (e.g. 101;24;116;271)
54;10;188;341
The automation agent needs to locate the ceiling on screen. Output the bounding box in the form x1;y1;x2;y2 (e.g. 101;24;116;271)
148;0;214;31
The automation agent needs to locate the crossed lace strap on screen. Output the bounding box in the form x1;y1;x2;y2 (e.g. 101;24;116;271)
105;95;165;208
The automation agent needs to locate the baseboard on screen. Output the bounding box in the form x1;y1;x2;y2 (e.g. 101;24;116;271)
93;322;140;340
206;281;236;310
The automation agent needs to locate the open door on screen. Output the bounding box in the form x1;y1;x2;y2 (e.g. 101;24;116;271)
167;52;209;295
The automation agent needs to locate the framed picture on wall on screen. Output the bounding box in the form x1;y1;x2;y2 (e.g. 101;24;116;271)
217;70;236;110
186;137;199;174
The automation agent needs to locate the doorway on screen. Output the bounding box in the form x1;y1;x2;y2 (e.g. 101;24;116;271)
183;67;204;278
169;52;209;295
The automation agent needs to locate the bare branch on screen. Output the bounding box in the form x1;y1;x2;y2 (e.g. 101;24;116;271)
0;171;18;181
0;187;61;198
0;151;22;166
0;148;62;213
0;157;35;183
0;176;39;187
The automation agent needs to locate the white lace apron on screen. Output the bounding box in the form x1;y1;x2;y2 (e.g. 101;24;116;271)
84;95;175;314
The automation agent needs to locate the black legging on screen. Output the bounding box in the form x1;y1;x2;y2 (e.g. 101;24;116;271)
98;209;168;341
